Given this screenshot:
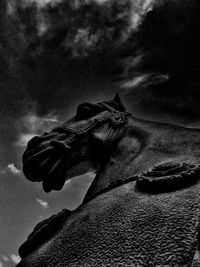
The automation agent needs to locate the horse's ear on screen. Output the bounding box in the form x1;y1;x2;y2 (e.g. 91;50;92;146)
113;94;126;112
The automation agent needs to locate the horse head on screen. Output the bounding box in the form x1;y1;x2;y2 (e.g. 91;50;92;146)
22;94;129;193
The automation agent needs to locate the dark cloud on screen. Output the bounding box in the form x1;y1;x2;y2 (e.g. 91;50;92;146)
122;0;200;124
3;0;200;125
12;0;153;116
5;0;199;126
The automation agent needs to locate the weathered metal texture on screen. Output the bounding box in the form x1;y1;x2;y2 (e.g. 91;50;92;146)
17;95;200;267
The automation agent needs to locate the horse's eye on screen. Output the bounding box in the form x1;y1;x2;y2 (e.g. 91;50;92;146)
76;105;91;120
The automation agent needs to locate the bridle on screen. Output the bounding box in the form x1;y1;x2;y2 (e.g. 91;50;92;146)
51;104;131;150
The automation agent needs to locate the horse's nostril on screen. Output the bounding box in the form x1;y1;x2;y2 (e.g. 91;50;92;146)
50;140;71;152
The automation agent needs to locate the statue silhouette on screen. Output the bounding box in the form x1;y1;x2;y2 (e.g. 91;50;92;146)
17;95;200;266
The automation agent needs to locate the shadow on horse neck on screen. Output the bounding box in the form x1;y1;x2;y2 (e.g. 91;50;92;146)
18;94;200;265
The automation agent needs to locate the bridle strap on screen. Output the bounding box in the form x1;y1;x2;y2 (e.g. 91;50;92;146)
52;110;130;148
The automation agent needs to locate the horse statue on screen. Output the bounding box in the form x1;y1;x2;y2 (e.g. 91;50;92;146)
17;94;200;266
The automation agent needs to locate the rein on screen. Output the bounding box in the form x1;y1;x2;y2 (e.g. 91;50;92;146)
83;174;138;204
84;162;200;204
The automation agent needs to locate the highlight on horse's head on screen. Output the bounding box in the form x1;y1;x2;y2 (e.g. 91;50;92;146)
22;94;129;193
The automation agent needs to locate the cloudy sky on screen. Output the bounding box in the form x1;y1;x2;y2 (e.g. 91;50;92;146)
1;0;200;266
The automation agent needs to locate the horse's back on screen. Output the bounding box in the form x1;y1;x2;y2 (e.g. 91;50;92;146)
17;179;200;267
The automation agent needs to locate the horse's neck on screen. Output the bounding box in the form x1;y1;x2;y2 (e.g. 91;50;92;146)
84;117;153;202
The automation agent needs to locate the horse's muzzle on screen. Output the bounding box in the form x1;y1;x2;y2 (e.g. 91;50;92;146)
22;134;72;192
